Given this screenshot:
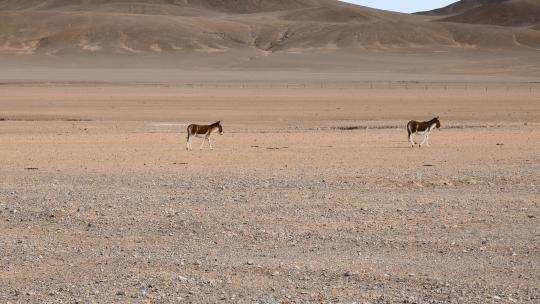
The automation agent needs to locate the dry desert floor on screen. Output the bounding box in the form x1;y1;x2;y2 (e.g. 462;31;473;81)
0;83;539;303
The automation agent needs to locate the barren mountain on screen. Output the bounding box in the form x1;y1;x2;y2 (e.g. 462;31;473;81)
1;0;540;56
0;0;325;14
415;0;510;16
440;0;540;27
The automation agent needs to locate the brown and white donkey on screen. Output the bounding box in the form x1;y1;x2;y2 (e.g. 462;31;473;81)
407;117;441;147
186;121;223;151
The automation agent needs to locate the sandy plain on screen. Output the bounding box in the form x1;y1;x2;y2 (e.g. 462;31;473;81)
0;80;539;303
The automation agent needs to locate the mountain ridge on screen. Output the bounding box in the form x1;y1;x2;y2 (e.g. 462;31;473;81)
439;0;540;27
415;0;510;16
1;0;539;56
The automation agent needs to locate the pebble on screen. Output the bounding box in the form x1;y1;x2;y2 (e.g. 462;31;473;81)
344;271;355;277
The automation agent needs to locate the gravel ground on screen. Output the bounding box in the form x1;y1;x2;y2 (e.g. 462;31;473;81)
1;84;539;303
1;124;539;303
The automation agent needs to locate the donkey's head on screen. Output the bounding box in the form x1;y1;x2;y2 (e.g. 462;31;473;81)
434;116;441;129
216;121;223;135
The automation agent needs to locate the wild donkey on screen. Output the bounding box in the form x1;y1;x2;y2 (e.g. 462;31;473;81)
407;117;441;147
186;121;223;151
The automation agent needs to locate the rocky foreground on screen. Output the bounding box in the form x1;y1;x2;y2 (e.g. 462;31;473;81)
1;126;538;303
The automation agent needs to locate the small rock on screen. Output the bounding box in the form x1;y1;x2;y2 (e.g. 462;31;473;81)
116;290;126;296
493;295;501;300
344;271;355;277
247;260;254;265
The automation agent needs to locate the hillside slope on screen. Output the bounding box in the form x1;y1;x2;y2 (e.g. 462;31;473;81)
440;0;540;27
415;0;509;16
1;0;539;56
0;0;327;13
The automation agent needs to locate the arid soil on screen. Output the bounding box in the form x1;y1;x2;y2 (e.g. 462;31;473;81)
0;83;539;303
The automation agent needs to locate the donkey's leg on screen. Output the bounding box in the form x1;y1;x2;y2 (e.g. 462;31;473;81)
200;137;206;150
408;133;415;147
208;137;214;150
426;134;430;147
407;124;417;146
186;134;191;151
420;134;427;147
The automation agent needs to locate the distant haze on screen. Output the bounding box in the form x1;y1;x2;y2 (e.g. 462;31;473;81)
342;0;457;13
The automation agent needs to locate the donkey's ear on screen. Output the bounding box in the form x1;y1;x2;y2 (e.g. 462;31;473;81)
436;116;439;119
